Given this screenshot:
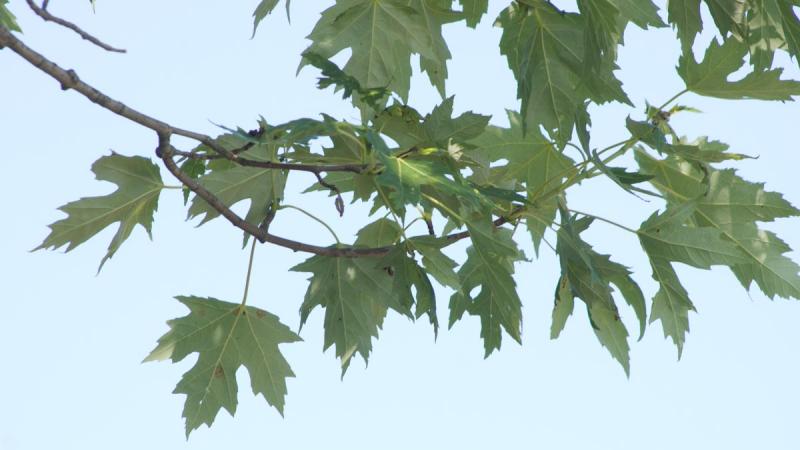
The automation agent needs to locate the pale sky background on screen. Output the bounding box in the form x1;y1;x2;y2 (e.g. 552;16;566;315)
2;1;800;449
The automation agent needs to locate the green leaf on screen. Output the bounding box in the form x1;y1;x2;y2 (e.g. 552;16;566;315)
144;296;300;436
188;137;286;230
367;131;488;217
555;212;643;373
449;220;524;356
411;0;461;97
291;250;406;372
638;203;749;270
304;0;440;101
354;218;402;247
302;52;389;107
578;0;621;69
678;38;800;100
408;236;461;291
252;0;287;36
36;153;163;269
668;0;702;51
607;0;665;29
551;274;575;339
379;244;439;334
497;1;627;144
497;2;584;143
704;0;746;36
637;150;800;301
776;0;800;62
459;0;488;27
375;97;490;150
470;111;575;252
1;0;20;31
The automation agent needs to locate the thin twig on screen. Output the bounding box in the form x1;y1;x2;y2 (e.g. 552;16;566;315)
25;0;126;53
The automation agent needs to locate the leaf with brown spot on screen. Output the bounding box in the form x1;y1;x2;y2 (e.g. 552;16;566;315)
145;296;300;436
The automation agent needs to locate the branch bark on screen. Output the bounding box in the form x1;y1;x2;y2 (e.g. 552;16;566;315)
0;26;515;258
25;0;127;53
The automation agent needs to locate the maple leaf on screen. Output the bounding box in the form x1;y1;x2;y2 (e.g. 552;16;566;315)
411;0;462;97
449;220;525;356
145;296;301;436
637;202;748;354
470;111;575;253
459;0;488;27
303;0;441;101
36;153;163;269
188;135;286;231
607;0;665;30
291;249;407;373
497;1;629;144
555;212;646;374
637;149;800;352
678;38;800;100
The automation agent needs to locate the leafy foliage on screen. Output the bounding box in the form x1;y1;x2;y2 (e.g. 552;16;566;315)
13;0;800;436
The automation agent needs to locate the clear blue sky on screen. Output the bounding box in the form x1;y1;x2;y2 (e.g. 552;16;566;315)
2;2;799;449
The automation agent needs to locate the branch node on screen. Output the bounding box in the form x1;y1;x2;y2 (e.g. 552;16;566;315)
60;69;78;90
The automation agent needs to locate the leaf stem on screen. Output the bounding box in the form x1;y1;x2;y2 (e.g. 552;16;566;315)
279;204;341;244
656;88;689;112
241;238;257;306
568;208;637;234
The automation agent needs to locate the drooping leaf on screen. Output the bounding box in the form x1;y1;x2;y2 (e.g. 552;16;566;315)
678;38;800;100
291;250;407;372
555;211;644;373
449;219;525;356
36;153;163;269
144;296;301;436
303;0;440;101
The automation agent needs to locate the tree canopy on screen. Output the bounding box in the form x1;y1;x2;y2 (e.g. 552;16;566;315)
2;0;800;439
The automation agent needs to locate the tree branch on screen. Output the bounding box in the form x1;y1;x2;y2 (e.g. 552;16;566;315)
0;27;520;258
25;0;127;53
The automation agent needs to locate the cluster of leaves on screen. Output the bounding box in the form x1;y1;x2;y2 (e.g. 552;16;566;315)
9;0;800;437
